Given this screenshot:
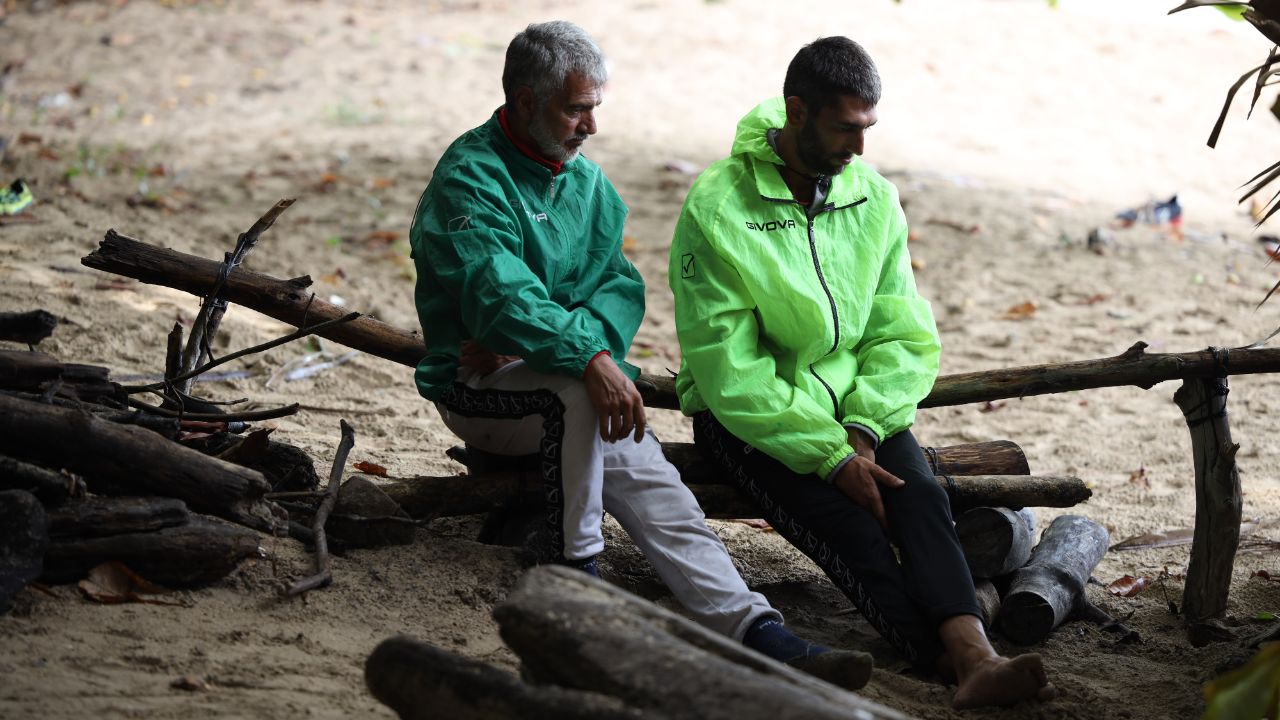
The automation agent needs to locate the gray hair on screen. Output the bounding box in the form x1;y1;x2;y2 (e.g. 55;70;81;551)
502;21;608;104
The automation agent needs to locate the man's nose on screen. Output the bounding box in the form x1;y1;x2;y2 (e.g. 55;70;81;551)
579;110;597;136
850;130;866;156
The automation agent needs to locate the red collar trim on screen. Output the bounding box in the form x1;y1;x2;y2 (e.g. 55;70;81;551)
498;107;564;175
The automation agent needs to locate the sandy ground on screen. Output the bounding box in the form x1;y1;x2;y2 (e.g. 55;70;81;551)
1;0;1279;718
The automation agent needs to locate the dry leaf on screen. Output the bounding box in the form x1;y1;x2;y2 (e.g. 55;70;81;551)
1128;466;1149;489
353;460;389;477
370;177;395;189
1002;301;1037;320
622;235;637;252
1252;570;1280;583
79;562;183;606
362;230;400;245
979;400;1005;413
171;675;210;692
1105;574;1151;598
1112;527;1193;551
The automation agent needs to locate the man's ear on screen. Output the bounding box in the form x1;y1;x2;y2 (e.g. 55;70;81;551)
512;86;536;121
784;96;808;127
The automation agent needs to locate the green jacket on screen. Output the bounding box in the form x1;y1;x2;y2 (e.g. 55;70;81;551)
409;110;644;401
670;98;940;478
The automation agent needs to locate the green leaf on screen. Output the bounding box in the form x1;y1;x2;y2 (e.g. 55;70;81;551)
325;235;342;248
1217;4;1248;20
1256;611;1278;621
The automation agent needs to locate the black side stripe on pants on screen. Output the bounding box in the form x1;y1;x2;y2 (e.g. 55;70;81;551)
438;382;567;560
693;411;919;664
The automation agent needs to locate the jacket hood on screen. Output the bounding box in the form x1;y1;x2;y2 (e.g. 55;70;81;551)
730;97;787;163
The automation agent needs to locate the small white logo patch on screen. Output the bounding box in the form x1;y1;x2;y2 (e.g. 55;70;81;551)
448;215;471;232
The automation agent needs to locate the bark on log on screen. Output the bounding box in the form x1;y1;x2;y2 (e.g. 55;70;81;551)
84;235;1280;411
997;514;1109;645
0;394;282;533
84;230;426;367
384;470;1087;521
1176;375;1242;624
366;635;650;720
955;506;1037;578
974;578;1002;629
494;566;909;720
0;490;48;614
0;454;85;505
0;350;118;402
0;310;58;345
41;517;264;587
46;496;190;539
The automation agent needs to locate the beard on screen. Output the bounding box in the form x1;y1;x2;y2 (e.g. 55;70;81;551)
796;119;850;177
529;111;586;164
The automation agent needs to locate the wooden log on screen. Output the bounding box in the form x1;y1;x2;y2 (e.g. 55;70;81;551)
955;506;1037;578
997;514;1109;645
0;394;282;533
85;235;1280;410
46;496;190;539
1176;375;1242;625
0;490;48;614
974;578;1002;629
41;517;264;587
0;310;58;345
84;230;425;367
384;471;1088;521
0;350;118;402
366;635;649;720
494;566;907;719
0;454;86;506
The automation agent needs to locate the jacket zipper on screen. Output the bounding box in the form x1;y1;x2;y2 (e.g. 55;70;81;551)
762;194;868;414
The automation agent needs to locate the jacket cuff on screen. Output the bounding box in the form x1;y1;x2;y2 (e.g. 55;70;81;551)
817;443;857;481
842;422;882;449
841;416;885;446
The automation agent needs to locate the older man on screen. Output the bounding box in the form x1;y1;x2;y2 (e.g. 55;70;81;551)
670;36;1057;709
408;21;869;687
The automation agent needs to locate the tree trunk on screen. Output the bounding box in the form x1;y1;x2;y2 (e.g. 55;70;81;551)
0;490;48;614
997;515;1109;645
366;635;650;720
41;517;263;586
383;471;1088;522
955;506;1037;578
46;496;190;538
0;310;58;346
83;234;1280;410
0;394;282;533
1175;375;1242;625
493;566;911;720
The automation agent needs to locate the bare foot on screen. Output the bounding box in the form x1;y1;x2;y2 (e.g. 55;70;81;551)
951;653;1056;709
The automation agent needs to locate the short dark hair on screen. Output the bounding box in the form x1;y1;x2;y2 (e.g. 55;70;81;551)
782;36;881;114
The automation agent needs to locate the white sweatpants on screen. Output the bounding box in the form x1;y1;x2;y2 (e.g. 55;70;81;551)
435;360;778;639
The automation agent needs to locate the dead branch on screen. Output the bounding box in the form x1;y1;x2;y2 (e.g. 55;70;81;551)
286;419;354;596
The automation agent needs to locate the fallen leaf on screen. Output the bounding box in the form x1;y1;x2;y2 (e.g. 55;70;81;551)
1074;293;1110;306
353;460;388;477
1105;574;1151;598
362;229;400;245
217;428;275;465
79;562;184;606
979;400;1005;413
1001;301;1037;320
1255;611;1278;621
910;257;926;271
1112;527;1192;551
1252;570;1280;583
370;177;395;190
1128;466;1149;489
171;675;210;692
1203;642;1280;720
622;235;636;252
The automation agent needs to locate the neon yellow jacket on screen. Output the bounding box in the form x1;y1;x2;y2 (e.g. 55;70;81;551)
670;97;940;478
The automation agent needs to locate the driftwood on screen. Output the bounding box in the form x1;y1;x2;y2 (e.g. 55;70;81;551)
1175;375;1242;626
955;506;1037;578
974;578;1002;628
384;470;1088;522
42;517;264;587
0;394;282;533
46;496;190;539
0;349;113;395
366;635;648;720
998;515;1109;645
0;309;58;346
0;490;48;614
83;234;1280;412
492;565;904;719
0;454;85;506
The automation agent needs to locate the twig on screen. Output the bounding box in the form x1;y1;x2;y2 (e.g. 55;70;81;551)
126;397;300;422
286;419;354;596
126;311;360;394
177;199;296;394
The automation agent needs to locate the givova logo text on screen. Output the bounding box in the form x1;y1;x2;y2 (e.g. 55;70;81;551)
745;219;796;231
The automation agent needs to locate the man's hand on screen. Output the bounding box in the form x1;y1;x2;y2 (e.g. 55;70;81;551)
833;428;903;530
459;340;520;376
583;353;646;443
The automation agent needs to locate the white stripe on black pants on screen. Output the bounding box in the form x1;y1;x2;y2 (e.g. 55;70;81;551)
434;361;779;640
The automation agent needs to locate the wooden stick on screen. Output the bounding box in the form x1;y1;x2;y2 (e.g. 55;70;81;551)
83;234;1280;410
286;419;354;596
1176;372;1242;624
0;454;85;505
178;199;295;395
126;397;299;422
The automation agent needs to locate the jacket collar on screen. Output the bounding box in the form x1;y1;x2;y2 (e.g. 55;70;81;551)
733;97;866;208
486;108;581;181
